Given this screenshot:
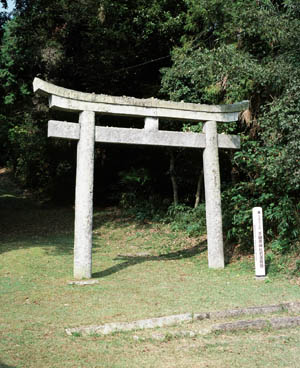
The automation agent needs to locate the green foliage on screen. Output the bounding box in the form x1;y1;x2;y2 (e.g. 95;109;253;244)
0;113;11;164
119;167;151;187
259;84;300;192
6;114;50;190
161;0;300;254
123;198;166;223
0;0;186;193
223;82;300;253
165;203;206;237
294;260;300;276
161;44;262;104
119;167;152;208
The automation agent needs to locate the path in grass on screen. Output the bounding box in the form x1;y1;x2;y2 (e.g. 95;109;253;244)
0;169;299;367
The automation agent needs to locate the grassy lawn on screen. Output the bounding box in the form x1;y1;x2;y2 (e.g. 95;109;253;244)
0;170;299;367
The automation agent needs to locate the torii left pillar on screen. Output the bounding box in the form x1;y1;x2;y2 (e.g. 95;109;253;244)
74;111;95;279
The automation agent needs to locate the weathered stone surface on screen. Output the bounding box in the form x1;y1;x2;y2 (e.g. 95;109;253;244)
213;319;269;331
209;302;300;319
95;126;207;148
144;117;159;131
73;111;95;279
255;276;267;281
33;77;249;114
218;133;240;149
203;121;224;268
210;304;283;319
48;120;80;140
286;301;300;312
65;301;300;336
48;121;240;149
49;94;241;122
269;316;300;328
150;330;198;341
213;316;300;332
65;313;195;336
148;316;300;341
68;280;99;285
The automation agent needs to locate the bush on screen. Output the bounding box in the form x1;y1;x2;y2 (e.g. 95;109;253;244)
165;203;206;237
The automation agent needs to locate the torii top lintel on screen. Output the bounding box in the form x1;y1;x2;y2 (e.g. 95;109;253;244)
33;78;249;123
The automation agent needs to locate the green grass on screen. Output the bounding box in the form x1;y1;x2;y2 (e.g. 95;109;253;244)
0;170;300;367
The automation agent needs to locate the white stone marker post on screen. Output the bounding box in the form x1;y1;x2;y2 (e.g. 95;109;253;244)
203;121;224;268
252;207;266;278
74;111;95;279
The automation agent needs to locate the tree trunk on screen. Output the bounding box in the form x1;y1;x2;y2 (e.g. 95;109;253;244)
194;169;203;208
169;150;179;206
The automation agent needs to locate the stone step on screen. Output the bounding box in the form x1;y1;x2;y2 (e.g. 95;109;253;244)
65;301;300;337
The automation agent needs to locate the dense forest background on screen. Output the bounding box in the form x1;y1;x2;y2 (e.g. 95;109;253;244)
0;0;299;255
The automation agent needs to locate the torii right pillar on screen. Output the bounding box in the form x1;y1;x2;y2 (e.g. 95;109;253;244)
203;121;224;268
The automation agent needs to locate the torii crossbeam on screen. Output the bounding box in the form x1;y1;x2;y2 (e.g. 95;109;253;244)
33;77;248;279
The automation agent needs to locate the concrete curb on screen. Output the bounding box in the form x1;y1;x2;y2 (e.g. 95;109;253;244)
65;301;300;336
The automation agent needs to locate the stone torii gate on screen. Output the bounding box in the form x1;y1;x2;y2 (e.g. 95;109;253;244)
33;77;248;280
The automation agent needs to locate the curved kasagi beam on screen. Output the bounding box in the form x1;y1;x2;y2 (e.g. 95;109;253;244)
33;77;249;122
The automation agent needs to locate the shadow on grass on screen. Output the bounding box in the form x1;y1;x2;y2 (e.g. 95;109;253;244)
0;362;16;368
224;240;254;266
0;204;75;254
0;205;158;255
0;170;206;260
92;242;207;278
